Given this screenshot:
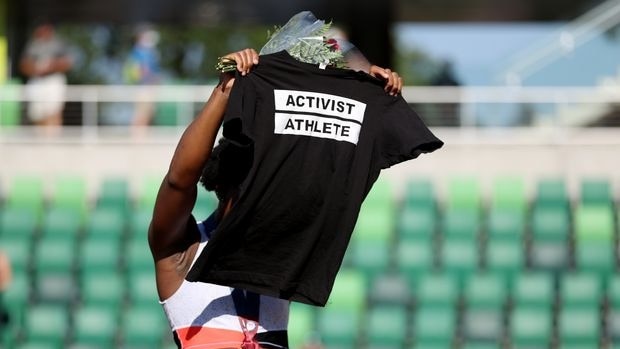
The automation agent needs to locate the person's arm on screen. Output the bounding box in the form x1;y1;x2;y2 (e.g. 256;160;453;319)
19;54;72;77
148;48;259;262
0;251;12;292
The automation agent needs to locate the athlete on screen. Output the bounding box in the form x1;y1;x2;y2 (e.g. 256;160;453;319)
148;48;403;348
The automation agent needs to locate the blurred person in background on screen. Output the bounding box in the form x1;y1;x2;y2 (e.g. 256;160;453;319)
148;46;403;348
123;25;161;127
20;21;73;129
0;250;12;329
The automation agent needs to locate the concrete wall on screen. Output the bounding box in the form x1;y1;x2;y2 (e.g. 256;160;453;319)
1;127;619;203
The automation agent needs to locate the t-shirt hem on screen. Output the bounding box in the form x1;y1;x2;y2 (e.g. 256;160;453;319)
194;271;327;307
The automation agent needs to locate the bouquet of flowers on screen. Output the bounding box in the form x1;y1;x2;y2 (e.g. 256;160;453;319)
216;11;347;72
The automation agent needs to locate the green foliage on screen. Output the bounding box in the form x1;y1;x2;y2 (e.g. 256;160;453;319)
56;24;271;84
395;47;442;85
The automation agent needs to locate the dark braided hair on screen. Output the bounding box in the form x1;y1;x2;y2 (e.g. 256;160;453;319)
199;138;252;201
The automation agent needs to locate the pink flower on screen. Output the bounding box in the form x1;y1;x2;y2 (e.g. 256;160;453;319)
326;38;339;51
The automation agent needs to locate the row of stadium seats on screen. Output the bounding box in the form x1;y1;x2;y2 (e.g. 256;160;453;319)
0;175;618;348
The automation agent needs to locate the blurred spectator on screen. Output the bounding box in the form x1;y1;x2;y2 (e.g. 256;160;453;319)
431;60;461;126
20;21;73;129
0;250;11;328
123;25;161;127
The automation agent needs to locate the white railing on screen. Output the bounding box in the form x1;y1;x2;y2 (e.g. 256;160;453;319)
497;0;620;84
1;84;620;132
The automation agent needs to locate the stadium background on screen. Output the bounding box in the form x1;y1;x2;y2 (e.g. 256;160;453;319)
1;0;619;348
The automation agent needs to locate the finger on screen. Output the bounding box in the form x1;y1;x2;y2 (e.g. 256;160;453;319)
377;68;390;80
390;72;401;95
228;52;245;75
384;69;395;94
396;75;403;94
369;65;389;80
250;49;259;65
241;49;253;74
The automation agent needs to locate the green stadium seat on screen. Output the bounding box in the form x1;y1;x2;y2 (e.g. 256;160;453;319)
51;175;87;216
0;207;37;241
326;269;366;312
558;307;600;347
138;175;162;210
510;306;552;348
574;204;615;241
413;305;455;347
403;178;437;209
531;207;570;242
486;208;525;242
80;271;125;307
41;206;81;239
491;176;526;214
34;270;76;304
415;273;459;307
530;206;570;271
535;178;569;210
349;239;390;280
580;178;612;207
462;343;501;349
403;178;436;210
610;276;620;309
354;207;395;243
6;176;44;217
67;342;108;349
364;179;394;209
126;238;153;273
369;272;412;306
121;305;167;347
464;272;506;310
72;304;118;347
34;236;76;273
398;206;436;241
288;302;316;349
609;277;620;340
4;271;30;305
513;272;554;309
24;304;69;345
560;272;602;308
396;239;434;284
16;341;62;349
442;208;480;241
127;269;159;306
96;177;129;212
0;237;31;273
530;241;569;271
447;176;481;213
128;207;152;241
576;242;615;276
413;344;445;349
463;273;506;342
316;307;359;349
79;237;121;273
2;274;28;347
485;240;523;283
440;238;478;284
318;269;367;348
366;305;407;347
85;207;125;240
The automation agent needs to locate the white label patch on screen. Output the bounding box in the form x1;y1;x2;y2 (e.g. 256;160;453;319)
273;89;366;144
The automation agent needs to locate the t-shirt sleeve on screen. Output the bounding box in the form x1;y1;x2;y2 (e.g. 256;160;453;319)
222;73;257;147
379;96;444;169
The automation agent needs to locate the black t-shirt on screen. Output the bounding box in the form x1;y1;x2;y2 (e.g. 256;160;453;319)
187;51;443;306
